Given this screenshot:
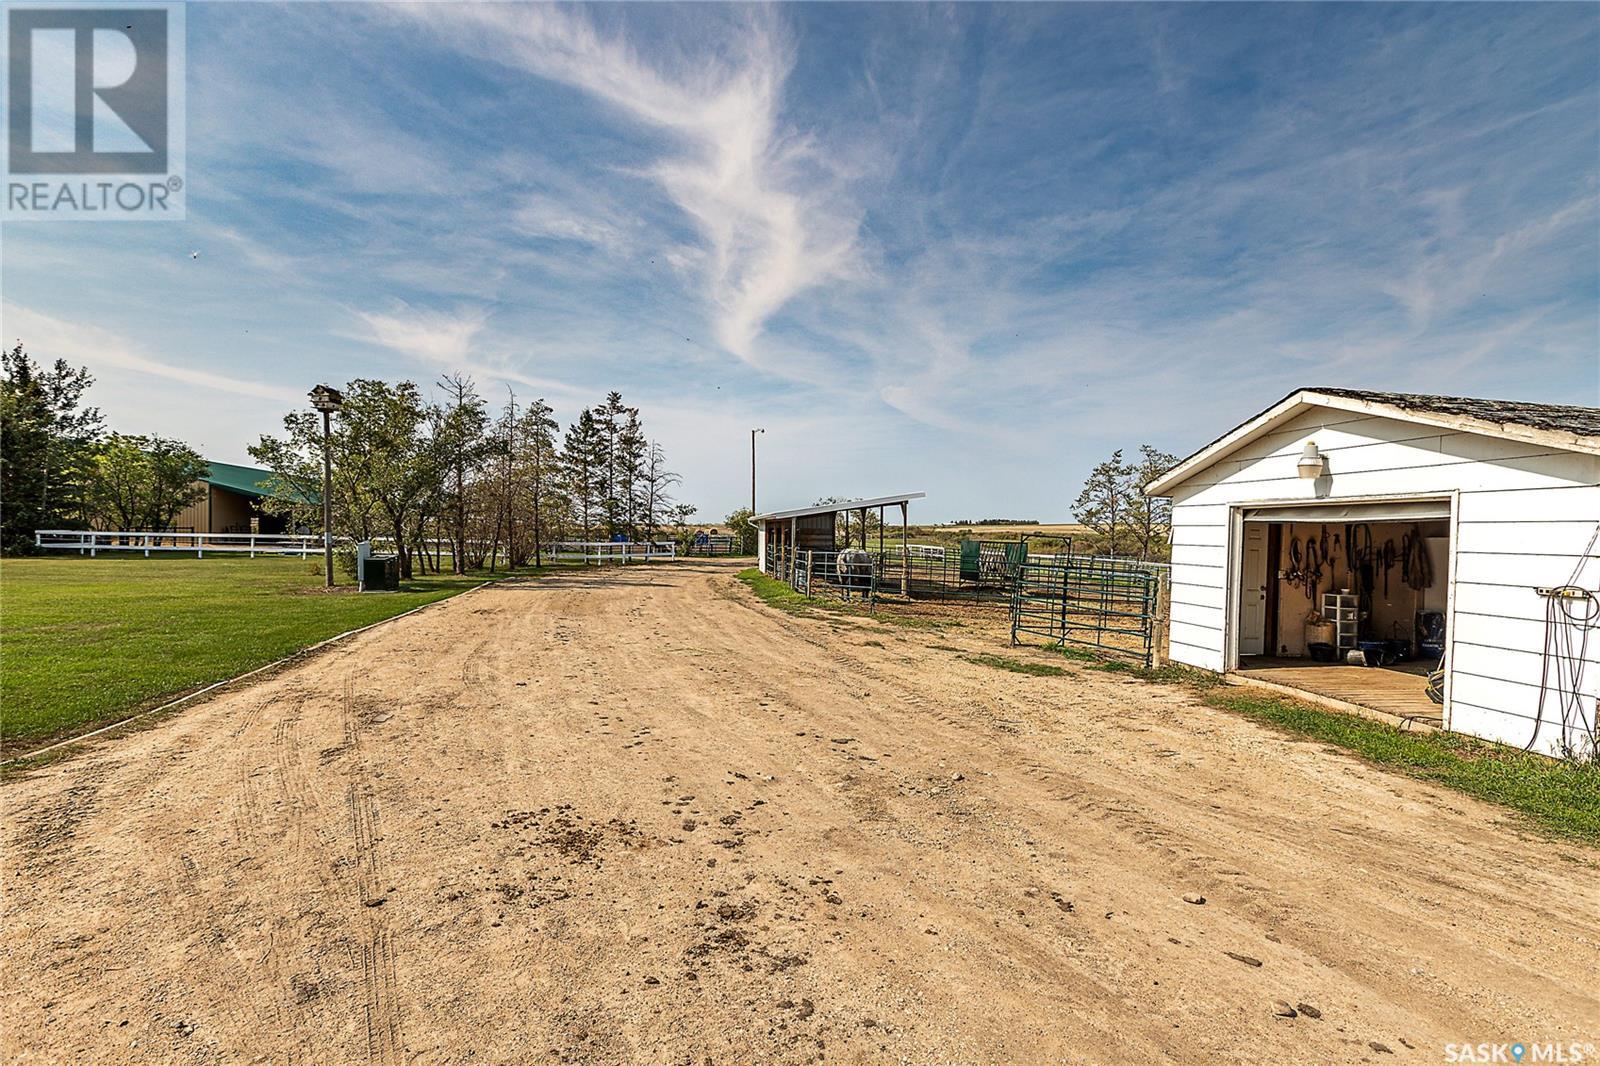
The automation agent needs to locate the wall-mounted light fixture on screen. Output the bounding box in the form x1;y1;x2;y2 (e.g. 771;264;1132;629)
1297;440;1326;480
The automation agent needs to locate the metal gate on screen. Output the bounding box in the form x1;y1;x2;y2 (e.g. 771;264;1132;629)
962;539;1029;585
1010;558;1161;667
786;549;879;606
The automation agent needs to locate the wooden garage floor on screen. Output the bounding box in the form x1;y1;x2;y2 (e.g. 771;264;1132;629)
1235;657;1444;728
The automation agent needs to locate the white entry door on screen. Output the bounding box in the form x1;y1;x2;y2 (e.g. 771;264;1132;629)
1238;523;1268;657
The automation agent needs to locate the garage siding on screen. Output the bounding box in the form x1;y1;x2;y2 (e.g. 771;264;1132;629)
1163;405;1600;756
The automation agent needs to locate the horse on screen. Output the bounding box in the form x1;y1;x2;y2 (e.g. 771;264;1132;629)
834;548;874;600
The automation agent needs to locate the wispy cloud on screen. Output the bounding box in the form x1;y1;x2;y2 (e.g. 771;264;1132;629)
354;303;489;366
4;2;1595;517
394;4;863;367
1;303;303;403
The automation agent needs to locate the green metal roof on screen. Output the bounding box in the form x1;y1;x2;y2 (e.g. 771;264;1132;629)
202;460;318;504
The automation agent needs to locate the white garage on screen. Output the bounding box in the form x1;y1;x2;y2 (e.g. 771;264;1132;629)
1145;388;1599;759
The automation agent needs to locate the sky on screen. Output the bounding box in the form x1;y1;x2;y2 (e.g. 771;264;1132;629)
3;2;1597;522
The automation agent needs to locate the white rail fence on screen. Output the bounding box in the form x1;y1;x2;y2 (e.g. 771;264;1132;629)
548;541;678;564
37;530;690;567
35;529;320;558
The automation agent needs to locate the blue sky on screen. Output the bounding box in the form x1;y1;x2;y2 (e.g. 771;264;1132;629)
3;2;1597;522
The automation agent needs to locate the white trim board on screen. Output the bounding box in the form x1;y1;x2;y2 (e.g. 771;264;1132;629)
1147;390;1599;497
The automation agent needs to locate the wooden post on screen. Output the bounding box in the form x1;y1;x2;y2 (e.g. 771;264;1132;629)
877;504;886;595
1152;571;1170;669
859;509;867;550
789;516;798;583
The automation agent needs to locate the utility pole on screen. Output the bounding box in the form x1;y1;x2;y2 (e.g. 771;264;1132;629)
751;427;765;513
309;385;344;587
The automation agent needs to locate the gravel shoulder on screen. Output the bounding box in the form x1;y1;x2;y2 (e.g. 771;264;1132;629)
3;560;1595;1064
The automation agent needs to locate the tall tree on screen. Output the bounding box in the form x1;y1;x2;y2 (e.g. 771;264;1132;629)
435;374;491;574
483;389;525;570
517;397;563;566
617;408;647;539
85;434;208;531
1073;449;1135;557
0;343;102;551
591;391;643;539
1127;444;1179;561
637;440;679;541
339;379;436;578
560;409;605;541
251;407;377;554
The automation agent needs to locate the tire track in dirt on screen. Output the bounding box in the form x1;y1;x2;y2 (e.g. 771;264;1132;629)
335;673;403;1065
4;561;1597;1064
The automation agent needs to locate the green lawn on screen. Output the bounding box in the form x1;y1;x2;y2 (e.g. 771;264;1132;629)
0;554;543;754
735;567;815;615
734;567;957;630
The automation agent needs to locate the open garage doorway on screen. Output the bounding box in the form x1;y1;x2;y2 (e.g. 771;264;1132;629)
1232;499;1452;728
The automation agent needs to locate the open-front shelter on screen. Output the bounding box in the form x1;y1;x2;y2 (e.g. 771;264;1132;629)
753;492;925;589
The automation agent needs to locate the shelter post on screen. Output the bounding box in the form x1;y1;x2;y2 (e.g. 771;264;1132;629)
900;502;908;595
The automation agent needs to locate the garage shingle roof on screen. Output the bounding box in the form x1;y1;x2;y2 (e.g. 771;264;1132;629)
1311;388;1600;439
1145;386;1600;497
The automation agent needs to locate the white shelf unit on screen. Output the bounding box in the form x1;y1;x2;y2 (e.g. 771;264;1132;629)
1321;592;1359;652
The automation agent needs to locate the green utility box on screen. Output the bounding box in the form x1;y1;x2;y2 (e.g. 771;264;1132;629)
359;554;400;591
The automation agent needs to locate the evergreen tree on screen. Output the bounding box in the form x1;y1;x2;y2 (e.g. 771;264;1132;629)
435;374;492;573
617;408;647;539
517;397;563;566
561;409;606;540
484;389;527;570
592;391;632;538
0;343;102;551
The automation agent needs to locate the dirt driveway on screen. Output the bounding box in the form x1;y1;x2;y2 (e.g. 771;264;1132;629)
3;561;1595;1064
